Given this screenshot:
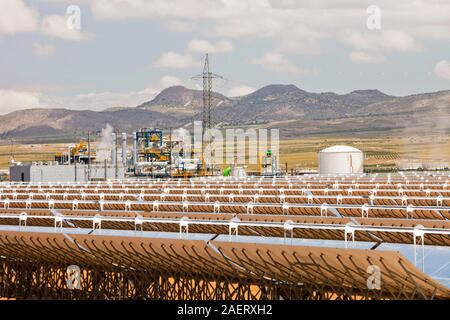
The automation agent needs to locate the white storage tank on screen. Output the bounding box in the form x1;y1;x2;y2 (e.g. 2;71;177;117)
319;145;364;174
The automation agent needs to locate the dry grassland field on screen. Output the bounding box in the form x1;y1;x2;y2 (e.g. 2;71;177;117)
0;142;68;170
1;134;449;172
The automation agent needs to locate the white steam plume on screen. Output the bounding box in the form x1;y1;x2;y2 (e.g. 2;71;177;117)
96;124;114;162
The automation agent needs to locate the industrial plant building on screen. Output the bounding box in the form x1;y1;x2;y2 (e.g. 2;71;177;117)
9;163;125;183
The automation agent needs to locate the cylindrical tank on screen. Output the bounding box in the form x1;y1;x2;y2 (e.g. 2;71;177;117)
319;145;363;174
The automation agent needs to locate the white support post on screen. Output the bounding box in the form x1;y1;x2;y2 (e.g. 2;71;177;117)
401;195;408;206
282;202;290;215
54;216;63;229
179;217;189;238
246;202;254;214
344;223;355;249
153;201;160;212
19;212;27;227
406;205;415;219
362;204;369;218
229;217;239;240
283;220;294;243
437;195;443;207
321;203;328;217
93;214;102;230
98;200;105;211
182;201;189;213
213;201;221;214
134;215;143;231
125;200;132;211
413;225;425;272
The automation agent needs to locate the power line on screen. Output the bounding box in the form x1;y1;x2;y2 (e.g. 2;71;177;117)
192;53;225;132
192;54;226;175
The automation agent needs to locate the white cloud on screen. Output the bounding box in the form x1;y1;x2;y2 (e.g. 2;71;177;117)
152;51;200;69
0;0;39;35
41;15;93;41
187;38;232;54
61;76;184;110
434;60;450;80
250;52;301;75
0;90;44;114
341;30;421;64
157;75;183;88
91;0;215;21
33;43;56;57
166;20;195;32
90;0;450;62
0;76;185;114
349;51;386;64
228;85;256;97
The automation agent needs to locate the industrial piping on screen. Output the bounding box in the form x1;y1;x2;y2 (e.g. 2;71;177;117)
133;131;137;166
111;132;116;166
122;132;127;166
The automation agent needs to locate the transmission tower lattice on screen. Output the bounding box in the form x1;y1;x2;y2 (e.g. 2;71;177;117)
192;53;225;134
192;54;225;174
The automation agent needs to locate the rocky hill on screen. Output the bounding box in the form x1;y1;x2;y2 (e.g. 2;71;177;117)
0;108;180;138
137;85;232;118
0;84;449;139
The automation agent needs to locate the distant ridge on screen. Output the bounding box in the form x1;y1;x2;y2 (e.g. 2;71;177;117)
0;85;449;138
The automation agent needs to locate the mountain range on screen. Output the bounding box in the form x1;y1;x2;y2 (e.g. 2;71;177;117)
1;84;449;139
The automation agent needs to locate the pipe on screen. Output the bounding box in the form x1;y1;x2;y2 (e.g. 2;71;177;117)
104;159;107;181
87;131;91;181
111;132;116;166
68;146;71;165
132;131;137;166
122;132;127;167
115;131;118;179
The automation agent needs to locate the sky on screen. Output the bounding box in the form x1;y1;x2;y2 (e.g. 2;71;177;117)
0;0;450;114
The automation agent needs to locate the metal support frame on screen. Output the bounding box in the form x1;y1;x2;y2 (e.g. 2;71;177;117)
344;223;355;249
93;214;102;230
19;212;27;227
229;218;239;240
413;225;425;272
179;217;189;238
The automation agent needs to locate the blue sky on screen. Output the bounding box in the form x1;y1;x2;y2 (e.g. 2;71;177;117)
0;0;450;114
